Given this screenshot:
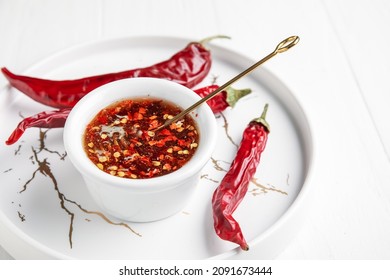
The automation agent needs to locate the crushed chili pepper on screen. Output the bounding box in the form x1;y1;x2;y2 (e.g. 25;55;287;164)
1;35;228;109
83;98;199;179
194;85;251;114
5;84;249;145
5;108;71;145
212;104;270;250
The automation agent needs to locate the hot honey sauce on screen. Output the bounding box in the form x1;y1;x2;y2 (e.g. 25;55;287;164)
83;98;199;179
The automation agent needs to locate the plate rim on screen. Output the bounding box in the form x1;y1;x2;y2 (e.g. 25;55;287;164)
0;35;315;259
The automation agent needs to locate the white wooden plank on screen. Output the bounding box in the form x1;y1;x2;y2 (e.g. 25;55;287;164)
321;0;390;159
99;0;220;39
0;0;102;71
0;0;390;260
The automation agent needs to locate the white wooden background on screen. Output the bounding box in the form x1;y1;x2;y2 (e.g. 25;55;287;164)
0;0;390;260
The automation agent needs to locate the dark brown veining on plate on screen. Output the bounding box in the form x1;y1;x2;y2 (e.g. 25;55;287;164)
200;157;231;184
210;157;229;172
200;174;219;183
18;128;140;248
18;211;26;222
21;145;76;247
64;196;141;237
219;112;239;148
14;144;22;155
210;75;219;84
38;130;67;160
250;178;288;196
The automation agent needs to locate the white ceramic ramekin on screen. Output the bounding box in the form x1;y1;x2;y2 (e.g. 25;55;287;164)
63;78;217;222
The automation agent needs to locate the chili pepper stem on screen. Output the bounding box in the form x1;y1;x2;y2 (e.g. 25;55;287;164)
199;35;231;45
225;87;252;108
253;103;270;132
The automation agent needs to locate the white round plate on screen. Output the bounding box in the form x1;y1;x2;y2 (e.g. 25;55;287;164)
0;36;313;259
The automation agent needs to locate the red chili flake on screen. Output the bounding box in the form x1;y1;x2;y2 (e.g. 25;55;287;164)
133;112;144;120
177;139;188;147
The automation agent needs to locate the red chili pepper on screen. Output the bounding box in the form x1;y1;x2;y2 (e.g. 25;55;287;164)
212;104;270;250
5;108;71;145
5;83;249;145
1;35;228;109
194;85;251;114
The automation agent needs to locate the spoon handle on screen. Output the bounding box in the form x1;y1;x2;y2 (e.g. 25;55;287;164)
154;35;299;131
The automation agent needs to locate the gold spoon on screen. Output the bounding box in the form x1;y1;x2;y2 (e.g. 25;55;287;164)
153;35;300;131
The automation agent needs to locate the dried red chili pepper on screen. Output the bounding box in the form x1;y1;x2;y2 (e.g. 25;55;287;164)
212;104;270;250
194;85;251;114
1;35;228;109
5;84;249;145
5;108;71;145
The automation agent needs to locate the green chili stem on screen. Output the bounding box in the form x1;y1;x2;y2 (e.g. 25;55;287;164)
253;103;270;132
225;87;252;108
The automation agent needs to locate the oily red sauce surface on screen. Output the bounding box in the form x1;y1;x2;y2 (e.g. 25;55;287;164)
83;97;199;179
